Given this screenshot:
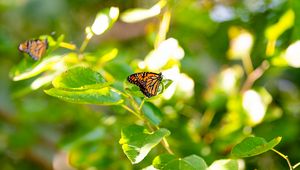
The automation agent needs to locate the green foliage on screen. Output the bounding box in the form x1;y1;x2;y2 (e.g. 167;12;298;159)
231;136;282;158
2;0;300;170
52;67;109;90
119;125;170;164
45;87;123;105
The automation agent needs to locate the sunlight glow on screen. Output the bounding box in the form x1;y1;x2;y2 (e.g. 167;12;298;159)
162;66;194;99
91;14;109;35
177;73;195;98
31;73;57;90
138;61;146;69
145;38;184;70
109;7;119;19
228;28;253;59
220;66;242;93
162;66;180;99
285;41;300;68
242;90;266;125
221;69;235;92
13;55;61;81
208;159;237;170
91;7;119;35
120;0;166;23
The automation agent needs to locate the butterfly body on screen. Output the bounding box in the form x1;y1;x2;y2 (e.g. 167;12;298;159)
18;39;48;60
127;72;162;98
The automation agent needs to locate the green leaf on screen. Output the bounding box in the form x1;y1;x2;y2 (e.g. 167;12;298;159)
119;124;170;164
231;136;282;158
162;155;207;170
11;55;61;81
45;87;123;105
142;102;163;126
162;79;173;90
124;81;145;97
98;48;118;65
53;67;110;90
153;154;176;169
208;159;238;170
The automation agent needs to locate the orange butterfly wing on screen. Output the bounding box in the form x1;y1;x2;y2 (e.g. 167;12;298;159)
18;39;48;60
127;72;162;97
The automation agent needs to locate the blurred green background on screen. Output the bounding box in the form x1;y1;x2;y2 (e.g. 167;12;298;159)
1;0;300;169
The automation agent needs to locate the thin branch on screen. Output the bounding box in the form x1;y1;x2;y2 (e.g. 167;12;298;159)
242;54;254;75
79;32;93;53
272;149;293;170
125;93;174;155
121;104;144;121
293;162;300;169
240;60;270;93
161;138;174;154
111;87;129;98
154;125;174;154
139;99;145;111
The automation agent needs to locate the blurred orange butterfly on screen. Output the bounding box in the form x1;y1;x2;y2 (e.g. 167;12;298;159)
127;72;162;98
18;39;48;60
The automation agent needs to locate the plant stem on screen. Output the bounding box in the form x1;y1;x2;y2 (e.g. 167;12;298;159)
242;54;253;75
125;93;174;154
139;99;145;111
272;149;293;170
154;125;174;154
293;162;300;169
111;87;130;98
121;104;144;121
79;32;93;53
240;60;270;93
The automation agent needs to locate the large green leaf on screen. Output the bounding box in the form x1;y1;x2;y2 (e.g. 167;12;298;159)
208;159;238;170
119;124;170;164
45;87;123;105
231;136;282;158
52;67;110;90
160;155;207;170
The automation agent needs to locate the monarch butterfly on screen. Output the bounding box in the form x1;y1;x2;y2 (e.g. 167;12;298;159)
127;72;163;98
18;39;48;60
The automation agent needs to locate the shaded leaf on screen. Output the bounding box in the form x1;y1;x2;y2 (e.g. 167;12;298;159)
231;136;282;158
45;87;123;105
152;154;176;169
162;155;207;170
142;102;163;126
119;124;170;164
